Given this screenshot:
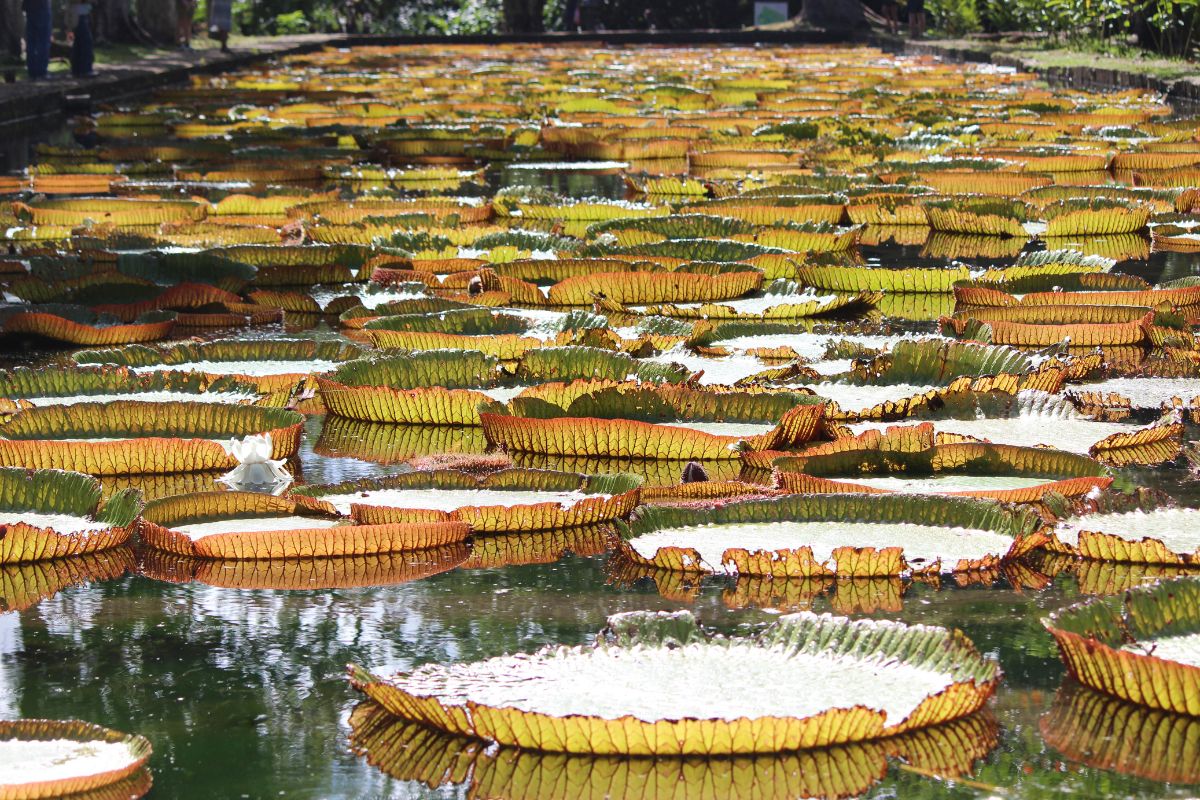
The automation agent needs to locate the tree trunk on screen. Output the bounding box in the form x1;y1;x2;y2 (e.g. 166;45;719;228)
1;0;22;59
800;0;866;31
135;0;177;44
503;0;546;33
95;0;144;43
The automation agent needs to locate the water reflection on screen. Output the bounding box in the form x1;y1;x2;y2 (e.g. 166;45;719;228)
5;549;1200;797
349;701;999;799
1041;682;1200;785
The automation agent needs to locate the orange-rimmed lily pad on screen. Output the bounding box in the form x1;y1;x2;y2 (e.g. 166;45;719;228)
349;609;999;755
0;468;140;564
316;350;502;425
1;307;176;347
295;468;641;532
140;491;471;559
0;719;152;800
1053;506;1200;565
1043;577;1200;716
72;339;364;393
0;402;302;475
615;493;1046;577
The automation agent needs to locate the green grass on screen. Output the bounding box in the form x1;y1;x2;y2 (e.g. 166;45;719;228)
928;36;1198;82
6;35;280;82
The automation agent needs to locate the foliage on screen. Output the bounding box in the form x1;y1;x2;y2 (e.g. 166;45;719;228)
974;0;1199;57
929;0;981;35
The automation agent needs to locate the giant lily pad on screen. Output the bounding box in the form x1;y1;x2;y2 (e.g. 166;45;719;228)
0;468;140;563
1054;506;1200;565
140;491;471;559
316;350;502;425
350;609;999;754
1043;577;1200;715
0;719;152;799
295;468;640;532
0;402;302;474
616;493;1046;577
73;339;364;393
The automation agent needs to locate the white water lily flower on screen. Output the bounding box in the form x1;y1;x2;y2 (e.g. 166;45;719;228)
219;433;292;493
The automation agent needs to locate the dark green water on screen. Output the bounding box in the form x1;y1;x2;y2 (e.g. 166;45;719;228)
1;144;1199;800
1;536;1198;798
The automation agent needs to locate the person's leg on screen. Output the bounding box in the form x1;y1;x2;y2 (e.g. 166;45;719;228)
72;14;93;76
25;3;50;79
562;0;579;31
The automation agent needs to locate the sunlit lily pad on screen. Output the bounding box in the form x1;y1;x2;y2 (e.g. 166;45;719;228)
1043;577;1200;715
140;491;471;559
0;719;152;799
0;402;302;474
350;609;999;754
295;468;640;532
1054;507;1200;565
0;468;140;564
617;493;1045;577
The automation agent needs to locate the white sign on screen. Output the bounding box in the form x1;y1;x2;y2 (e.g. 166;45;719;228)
754;2;790;25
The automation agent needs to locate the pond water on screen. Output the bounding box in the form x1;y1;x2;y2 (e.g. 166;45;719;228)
3;551;1197;798
2;45;1200;799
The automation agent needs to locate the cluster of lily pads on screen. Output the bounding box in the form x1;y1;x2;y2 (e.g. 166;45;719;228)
2;42;1200;798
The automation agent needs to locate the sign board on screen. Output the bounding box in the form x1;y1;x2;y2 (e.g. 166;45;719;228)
754;2;790;25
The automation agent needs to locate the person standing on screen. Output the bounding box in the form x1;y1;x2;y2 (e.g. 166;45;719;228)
561;0;579;31
209;0;232;53
907;0;926;37
176;0;195;48
70;3;94;77
22;0;51;80
883;0;900;34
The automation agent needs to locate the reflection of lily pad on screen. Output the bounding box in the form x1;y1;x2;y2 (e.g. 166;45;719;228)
0;547;135;611
1041;682;1200;783
138;543;468;589
349;699;997;799
463;525;614;568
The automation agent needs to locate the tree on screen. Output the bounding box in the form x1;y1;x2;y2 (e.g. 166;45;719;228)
92;0;150;43
503;0;546;31
800;0;866;30
135;0;179;44
1;0;21;61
